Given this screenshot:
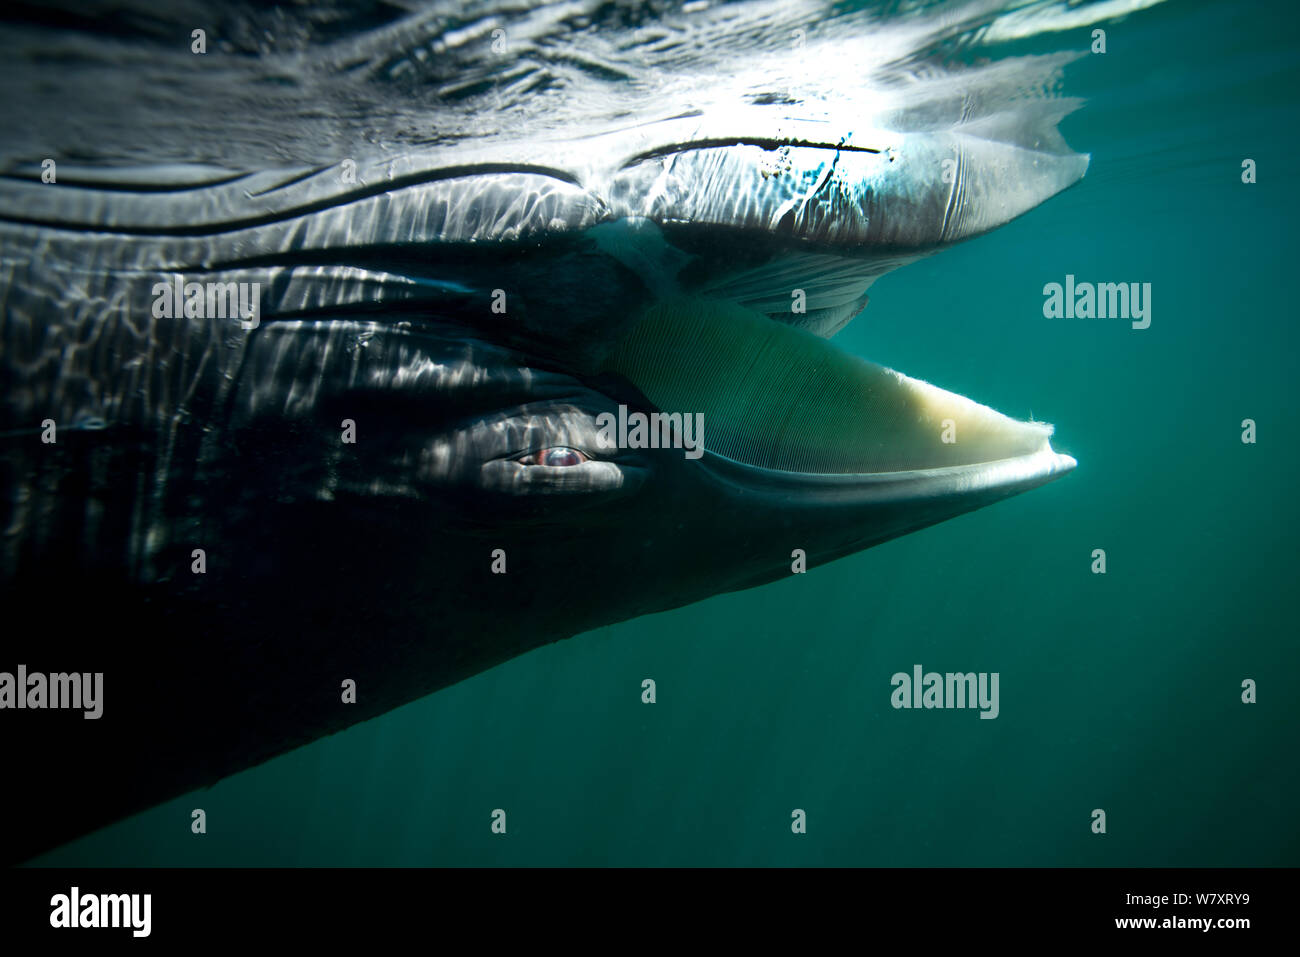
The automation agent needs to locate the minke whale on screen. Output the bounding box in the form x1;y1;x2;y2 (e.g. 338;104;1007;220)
0;0;1086;860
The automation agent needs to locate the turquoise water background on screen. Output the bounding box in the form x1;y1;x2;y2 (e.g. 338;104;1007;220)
34;0;1299;866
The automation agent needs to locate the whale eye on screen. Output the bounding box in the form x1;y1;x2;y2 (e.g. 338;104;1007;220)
518;447;589;467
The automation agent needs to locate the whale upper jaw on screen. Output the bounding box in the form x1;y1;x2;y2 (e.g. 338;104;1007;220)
695;446;1078;523
682;446;1077;592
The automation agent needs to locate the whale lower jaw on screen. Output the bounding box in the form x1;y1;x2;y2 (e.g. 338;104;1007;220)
598;296;1072;482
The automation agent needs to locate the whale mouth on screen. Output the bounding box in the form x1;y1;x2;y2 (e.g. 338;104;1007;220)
599;297;1073;479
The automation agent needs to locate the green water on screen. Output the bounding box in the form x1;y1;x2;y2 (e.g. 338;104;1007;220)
33;0;1300;866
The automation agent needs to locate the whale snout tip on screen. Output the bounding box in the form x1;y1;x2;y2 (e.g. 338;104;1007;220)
1050;449;1078;475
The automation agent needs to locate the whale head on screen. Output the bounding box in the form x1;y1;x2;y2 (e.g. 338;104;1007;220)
0;0;1089;861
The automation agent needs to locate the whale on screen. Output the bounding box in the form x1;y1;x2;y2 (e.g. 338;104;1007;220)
0;0;1087;861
